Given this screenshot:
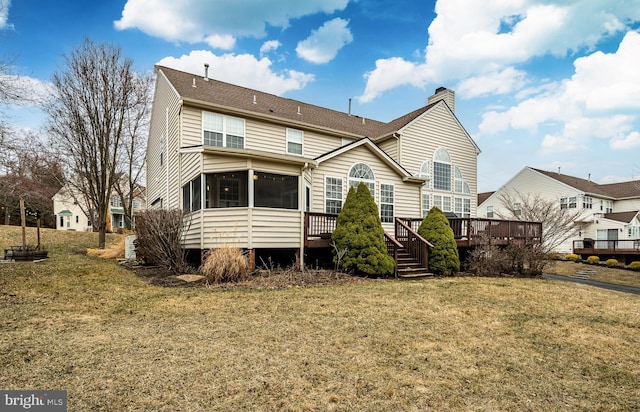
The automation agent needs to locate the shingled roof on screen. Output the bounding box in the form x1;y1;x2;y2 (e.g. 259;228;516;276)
532;168;640;199
157;65;435;139
604;211;639;223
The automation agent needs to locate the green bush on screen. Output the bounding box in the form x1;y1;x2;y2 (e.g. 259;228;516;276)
605;259;619;268
417;207;460;276
201;246;249;283
331;183;394;277
628;261;640;271
564;253;579;261
586;256;600;264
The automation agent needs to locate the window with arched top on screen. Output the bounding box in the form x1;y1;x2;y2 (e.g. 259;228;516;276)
348;163;375;195
433;148;451;191
418;161;430;189
455;167;464;193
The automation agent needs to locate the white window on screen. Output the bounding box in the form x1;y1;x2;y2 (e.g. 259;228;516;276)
560;197;568;209
203;111;245;148
286;128;303;155
434;195;452;212
422;192;430;217
418;161;430;189
583;196;593;209
433;148;451;191
380;184;394;223
325;177;343;214
455;197;463;217
568;196;577;209
132;199;141;209
463;198;471;218
487;205;494;218
514;202;522;217
110;196;122;207
603;200;613;213
348;163;375;196
454;167;464;193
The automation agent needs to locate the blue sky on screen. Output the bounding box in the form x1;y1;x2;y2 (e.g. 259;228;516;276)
2;0;639;192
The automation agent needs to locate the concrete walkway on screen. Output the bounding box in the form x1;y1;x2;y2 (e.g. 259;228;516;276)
542;273;640;295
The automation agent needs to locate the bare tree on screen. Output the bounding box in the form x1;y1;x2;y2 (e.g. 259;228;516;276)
45;39;150;248
113;71;153;230
497;189;583;253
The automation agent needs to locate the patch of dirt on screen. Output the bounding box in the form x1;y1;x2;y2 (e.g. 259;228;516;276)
122;261;376;289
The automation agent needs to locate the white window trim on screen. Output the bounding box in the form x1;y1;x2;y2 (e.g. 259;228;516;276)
324;176;343;214
286;128;304;155
348;163;375;197
380;183;395;223
202;111;246;149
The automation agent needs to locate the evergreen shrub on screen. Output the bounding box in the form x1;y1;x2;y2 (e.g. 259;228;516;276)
331;183;394;277
417;207;460;276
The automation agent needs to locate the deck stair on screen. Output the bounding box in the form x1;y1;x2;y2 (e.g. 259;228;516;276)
395;249;433;279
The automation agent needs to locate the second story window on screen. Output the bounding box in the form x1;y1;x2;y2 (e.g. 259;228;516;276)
286;128;303;155
203;111;245;149
487;205;494;218
433;148;451;191
348;163;375;196
110;196;122;208
583;196;593;209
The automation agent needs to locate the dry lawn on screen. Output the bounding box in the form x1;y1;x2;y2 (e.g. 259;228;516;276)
546;259;640;288
1;227;639;411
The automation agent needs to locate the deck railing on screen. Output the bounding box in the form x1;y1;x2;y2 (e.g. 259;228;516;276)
398;217;542;247
394;219;432;271
384;232;404;277
573;239;640;254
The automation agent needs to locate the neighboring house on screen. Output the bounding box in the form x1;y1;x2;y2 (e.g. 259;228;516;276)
53;183;146;232
478;166;640;256
146;65;481;267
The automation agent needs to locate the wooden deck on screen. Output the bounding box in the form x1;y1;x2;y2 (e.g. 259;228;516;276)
397;217;542;248
573;239;640;257
304;213;542;249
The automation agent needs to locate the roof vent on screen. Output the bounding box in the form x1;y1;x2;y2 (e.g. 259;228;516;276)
297;106;301;115
192;78;196;88
253;95;257;104
204;63;209;81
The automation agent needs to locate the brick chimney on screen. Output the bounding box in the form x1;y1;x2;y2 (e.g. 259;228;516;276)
427;87;455;112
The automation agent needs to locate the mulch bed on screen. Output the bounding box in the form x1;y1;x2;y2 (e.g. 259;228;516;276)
122;261;375;289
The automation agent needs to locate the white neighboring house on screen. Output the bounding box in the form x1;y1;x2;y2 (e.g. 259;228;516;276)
479;166;640;255
52;184;146;232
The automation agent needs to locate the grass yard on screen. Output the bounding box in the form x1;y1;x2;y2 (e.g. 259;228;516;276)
1;227;639;411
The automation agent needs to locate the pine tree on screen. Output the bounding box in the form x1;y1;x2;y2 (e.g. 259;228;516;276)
418;206;460;275
331;182;394;276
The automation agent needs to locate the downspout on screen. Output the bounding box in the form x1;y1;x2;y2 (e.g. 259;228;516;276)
165;107;170;209
299;162;310;270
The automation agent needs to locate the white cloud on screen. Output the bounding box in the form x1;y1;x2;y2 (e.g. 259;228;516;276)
480;31;640;153
296;18;353;64
610;131;640;150
564;31;640;111
114;0;349;49
260;40;281;56
156;50;315;95
358;0;640;102
358;58;430;103
0;0;12;29
456;67;527;99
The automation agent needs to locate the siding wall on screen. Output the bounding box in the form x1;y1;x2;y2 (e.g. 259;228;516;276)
146;71;182;209
312;144;422;233
399;103;479;217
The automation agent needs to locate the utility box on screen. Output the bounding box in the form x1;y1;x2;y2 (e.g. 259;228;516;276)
125;234;137;260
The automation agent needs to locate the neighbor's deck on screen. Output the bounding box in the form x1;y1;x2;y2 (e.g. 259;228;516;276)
304;213;542;248
573;239;640;257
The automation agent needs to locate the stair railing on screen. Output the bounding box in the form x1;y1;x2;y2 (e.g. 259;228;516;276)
384;231;404;277
394;218;433;271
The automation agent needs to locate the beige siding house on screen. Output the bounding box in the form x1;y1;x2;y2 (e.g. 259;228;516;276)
479;167;640;255
146;66;480;267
